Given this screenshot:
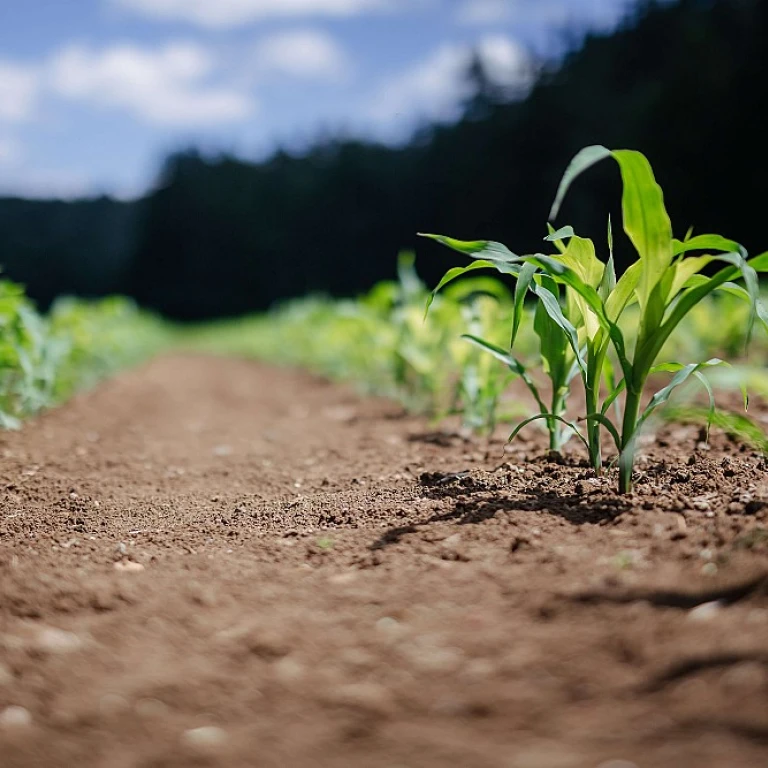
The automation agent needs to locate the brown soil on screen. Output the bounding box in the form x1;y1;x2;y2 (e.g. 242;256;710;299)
1;354;768;768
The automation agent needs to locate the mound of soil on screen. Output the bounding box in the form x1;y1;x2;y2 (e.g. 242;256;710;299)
1;355;767;768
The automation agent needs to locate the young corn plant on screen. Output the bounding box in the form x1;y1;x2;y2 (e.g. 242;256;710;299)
425;247;581;453
422;145;768;493
449;279;515;434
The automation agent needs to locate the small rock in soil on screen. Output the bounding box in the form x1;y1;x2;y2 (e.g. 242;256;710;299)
181;726;228;751
273;655;304;682
0;706;33;729
687;600;723;622
35;627;82;654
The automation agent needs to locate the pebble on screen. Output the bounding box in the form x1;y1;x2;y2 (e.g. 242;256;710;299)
273;656;304;682
328;571;356;585
375;616;404;638
687;600;723;622
35;627;82;654
181;726;228;751
0;706;32;729
114;561;145;573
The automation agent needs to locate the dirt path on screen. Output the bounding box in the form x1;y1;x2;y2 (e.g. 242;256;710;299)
1;354;767;768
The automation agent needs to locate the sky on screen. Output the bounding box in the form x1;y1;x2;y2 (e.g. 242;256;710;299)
0;0;636;200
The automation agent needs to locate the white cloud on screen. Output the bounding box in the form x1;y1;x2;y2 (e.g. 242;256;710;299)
478;35;530;84
251;29;350;81
48;42;254;126
115;0;395;28
370;35;531;126
0;62;40;122
456;0;512;25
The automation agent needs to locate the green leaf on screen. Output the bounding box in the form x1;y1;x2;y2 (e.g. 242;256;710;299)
512;262;538;347
581;412;621;451
555;235;604;287
607;215;614;260
692;370;716;442
508;414;589;452
530;255;605;318
418;233;518;262
611;149;673;309
637;358;725;430
604;261;641;322
461;333;548;415
662;406;768;452
667;256;714;300
546;223;568;254
527;251;631;382
552;235;604;338
599;256;617;303
601;379;625;417
549;145;612;220
533;283;587;375
672;234;744;257
643;251;762;369
682;276;752;302
533;278;569;385
748;251;768;271
544;225;575;243
425;260;521;316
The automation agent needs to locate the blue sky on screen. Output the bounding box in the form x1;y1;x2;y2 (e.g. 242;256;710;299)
0;0;635;199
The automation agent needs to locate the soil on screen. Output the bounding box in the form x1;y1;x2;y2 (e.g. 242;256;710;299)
1;354;768;768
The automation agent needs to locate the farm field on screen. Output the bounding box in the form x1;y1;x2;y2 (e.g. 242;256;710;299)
3;0;768;764
2;353;767;768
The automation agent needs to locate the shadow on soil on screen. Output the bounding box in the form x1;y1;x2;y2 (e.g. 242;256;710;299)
370;470;631;551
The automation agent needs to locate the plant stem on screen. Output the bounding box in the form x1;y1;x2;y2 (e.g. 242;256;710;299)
585;380;601;473
618;387;642;494
548;391;559;451
584;342;606;474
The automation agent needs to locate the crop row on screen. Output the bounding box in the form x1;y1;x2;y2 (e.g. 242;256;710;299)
188;148;768;492
0;282;169;427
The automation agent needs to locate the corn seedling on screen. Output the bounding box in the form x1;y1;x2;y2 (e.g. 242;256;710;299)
448;278;514;433
422;145;768;493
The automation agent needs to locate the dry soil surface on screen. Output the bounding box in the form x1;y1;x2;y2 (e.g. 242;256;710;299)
1;354;768;768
